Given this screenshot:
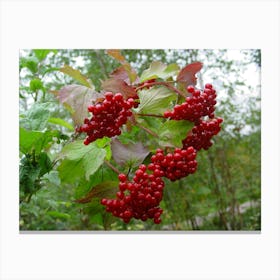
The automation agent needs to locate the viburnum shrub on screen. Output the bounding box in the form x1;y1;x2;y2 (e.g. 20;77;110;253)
58;51;223;225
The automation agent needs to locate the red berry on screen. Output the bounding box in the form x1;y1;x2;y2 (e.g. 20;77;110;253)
163;84;218;122
100;163;165;224
187;85;195;93
118;173;127;182
78;92;134;145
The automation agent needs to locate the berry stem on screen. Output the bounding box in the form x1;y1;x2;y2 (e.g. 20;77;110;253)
136;81;185;98
136;123;159;137
104;160;121;174
135;113;165;119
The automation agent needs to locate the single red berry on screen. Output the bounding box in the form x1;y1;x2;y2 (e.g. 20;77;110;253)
118;174;126;183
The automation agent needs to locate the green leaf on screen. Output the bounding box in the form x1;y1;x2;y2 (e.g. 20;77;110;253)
20;102;51;131
58;140;107;181
75;181;119;203
37;152;52;177
20;127;59;154
57;159;84;184
20;56;38;73
140;61;179;82
159;120;193;148
20;155;41;195
47;211;71;220
33;49;56;61
137;87;177;115
48;117;74;131
60;65;92;88
30;78;44;92
42;171;61;186
94;137;112;160
74;166;117;199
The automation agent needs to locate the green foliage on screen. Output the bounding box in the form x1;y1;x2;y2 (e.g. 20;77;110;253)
137;87;177;114
140;61;179;82
60;65;92;88
20;102;51;131
20;152;52;200
34;49;57;61
19;128;61;155
159;120;193;148
29;78;44;92
58;140;107;181
48;117;74;131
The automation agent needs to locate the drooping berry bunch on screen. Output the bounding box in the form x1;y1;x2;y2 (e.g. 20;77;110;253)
78;92;135;145
164;84;217;122
101;164;165;224
149;147;197;182
182;118;223;151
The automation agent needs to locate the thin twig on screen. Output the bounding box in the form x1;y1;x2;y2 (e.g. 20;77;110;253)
136;81;185;98
135;113;165;119
136;123;158;137
104;160;121;174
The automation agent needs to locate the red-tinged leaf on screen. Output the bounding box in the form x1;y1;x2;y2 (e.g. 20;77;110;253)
177;62;203;87
110;66;130;84
123;62;138;84
101;78;137;98
55;85;103;125
60;65;92;88
111;138;149;168
110;66;139;84
106;50;138;83
107;49;126;62
75;181;118;203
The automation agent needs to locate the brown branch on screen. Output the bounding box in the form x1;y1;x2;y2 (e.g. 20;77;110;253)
135;113;165;119
136;123;158;138
104;160;121;174
136;81;185;98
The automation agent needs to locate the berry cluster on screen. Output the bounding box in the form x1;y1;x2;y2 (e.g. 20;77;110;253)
164;84;217;122
182;118;223;151
101;164;165;224
78;92;135;145
149;147;197;181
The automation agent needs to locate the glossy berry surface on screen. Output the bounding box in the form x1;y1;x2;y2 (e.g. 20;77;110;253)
164;84;217;122
78;92;134;145
150;147;198;181
182;118;223;151
101;164;165;224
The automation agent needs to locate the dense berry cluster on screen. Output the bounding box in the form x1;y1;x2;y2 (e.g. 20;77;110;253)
149;147;198;181
101;164;164;224
164;84;217;122
78;92;134;145
182;118;223;151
